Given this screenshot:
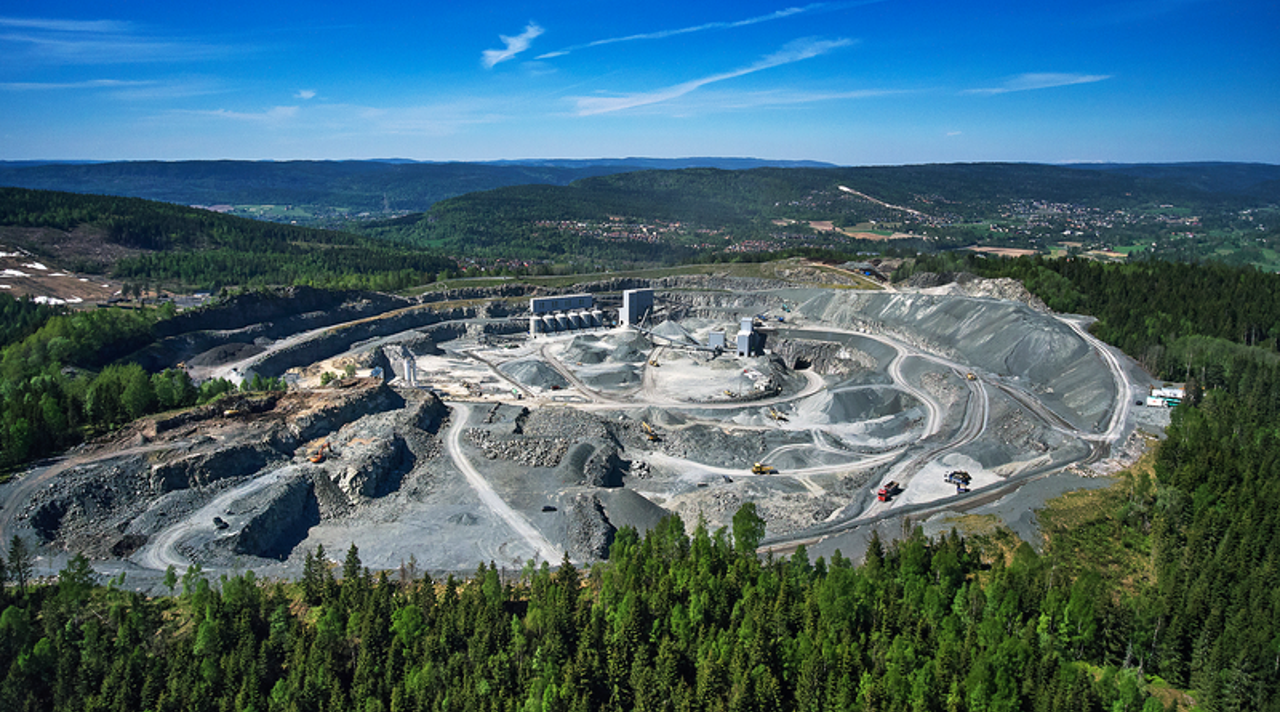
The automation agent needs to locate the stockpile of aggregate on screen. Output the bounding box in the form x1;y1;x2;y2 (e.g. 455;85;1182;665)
499;358;569;390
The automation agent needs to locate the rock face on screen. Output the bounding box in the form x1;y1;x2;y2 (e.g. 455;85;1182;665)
149;444;275;494
567;494;616;560
773;338;878;375
232;473;320;560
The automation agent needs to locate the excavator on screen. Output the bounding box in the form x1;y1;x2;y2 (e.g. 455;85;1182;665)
648;359;660;367
768;408;789;422
309;442;331;464
751;462;778;475
641;422;661;442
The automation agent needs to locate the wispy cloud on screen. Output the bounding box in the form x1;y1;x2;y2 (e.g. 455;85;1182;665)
0;17;133;33
0;15;236;64
482;22;544;69
172;106;300;123
965;72;1111;95
539;1;880;59
574;37;853;115
0;78;151;91
295;89;317;100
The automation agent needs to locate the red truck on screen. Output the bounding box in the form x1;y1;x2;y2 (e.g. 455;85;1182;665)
877;481;901;502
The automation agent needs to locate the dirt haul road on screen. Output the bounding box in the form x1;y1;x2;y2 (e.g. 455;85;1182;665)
445;403;564;564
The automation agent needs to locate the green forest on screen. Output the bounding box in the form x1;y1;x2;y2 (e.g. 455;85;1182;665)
0;188;456;291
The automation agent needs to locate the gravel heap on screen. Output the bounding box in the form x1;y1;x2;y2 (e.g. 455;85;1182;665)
465;429;570;468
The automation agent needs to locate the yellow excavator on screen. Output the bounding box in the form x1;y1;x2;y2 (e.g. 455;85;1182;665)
966;373;977;381
641;422;661;442
768;408;789;422
309;442;331;464
751;462;778;475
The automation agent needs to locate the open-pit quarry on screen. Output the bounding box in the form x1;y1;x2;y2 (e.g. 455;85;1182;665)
0;271;1168;583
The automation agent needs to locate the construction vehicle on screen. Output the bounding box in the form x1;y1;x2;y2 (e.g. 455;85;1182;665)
309;442;331;464
944;470;971;486
877;481;901;502
768;408;789;422
955;484;970;494
966;372;977;381
641;422;661;442
222;407;245;417
752;462;778;475
648;359;660;367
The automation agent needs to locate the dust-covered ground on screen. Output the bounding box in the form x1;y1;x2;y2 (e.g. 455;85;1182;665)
0;273;1166;590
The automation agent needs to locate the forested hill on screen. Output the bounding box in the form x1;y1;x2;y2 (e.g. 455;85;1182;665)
0;187;454;291
360;162;1271;263
0;159;829;220
0;160;642;217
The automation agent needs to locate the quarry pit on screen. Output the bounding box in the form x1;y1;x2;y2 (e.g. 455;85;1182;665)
0;272;1165;583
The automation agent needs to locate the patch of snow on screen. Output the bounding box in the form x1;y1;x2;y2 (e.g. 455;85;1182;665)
34;296;83;305
1;269;31;278
50;272;69;277
22;262;49;271
0;251;20;258
0;284;10;289
79;278;89;282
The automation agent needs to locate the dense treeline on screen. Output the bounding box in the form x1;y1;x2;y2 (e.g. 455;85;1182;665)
0;187;455;290
0;305;246;470
0;293;64;349
0;508;1163;712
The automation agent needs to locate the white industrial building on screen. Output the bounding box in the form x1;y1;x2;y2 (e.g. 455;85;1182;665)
621;288;654;327
528;292;604;337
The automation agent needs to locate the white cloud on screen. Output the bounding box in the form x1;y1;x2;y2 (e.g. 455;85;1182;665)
965;72;1112;95
538;1;882;59
946;130;962;136
0;79;151;91
173;105;299;123
482;22;544;69
0;15;237;64
574;37;853;115
0;17;132;33
296;89;317;100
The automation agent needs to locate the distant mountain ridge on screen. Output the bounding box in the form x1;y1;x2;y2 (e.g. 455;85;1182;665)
0;158;832;217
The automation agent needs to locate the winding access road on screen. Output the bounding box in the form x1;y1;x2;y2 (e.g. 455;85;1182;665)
444;403;563;564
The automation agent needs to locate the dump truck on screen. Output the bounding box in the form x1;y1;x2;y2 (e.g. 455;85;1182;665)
966;373;977;381
752;462;778;475
944;470;971;485
877;481;901;502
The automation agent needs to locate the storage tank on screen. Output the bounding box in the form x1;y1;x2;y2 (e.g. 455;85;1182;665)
529;316;542;335
556;314;570;331
590;309;604;327
542;315;556;332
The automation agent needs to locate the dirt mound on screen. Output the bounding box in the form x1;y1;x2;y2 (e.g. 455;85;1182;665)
795;386;914;424
561;336;610;364
598;489;670;535
499;358;569;390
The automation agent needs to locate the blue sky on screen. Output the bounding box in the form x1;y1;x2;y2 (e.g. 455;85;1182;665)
1;1;1276;164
